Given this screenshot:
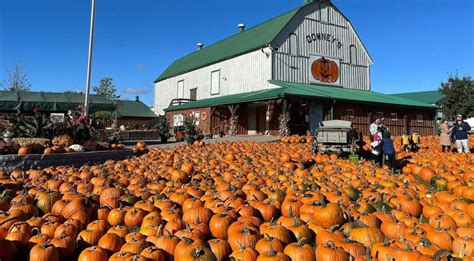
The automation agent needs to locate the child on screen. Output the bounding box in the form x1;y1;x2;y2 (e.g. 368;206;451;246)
401;131;410;152
371;132;383;166
382;132;396;171
411;130;421;152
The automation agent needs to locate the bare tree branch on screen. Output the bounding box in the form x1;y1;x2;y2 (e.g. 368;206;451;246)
1;61;32;91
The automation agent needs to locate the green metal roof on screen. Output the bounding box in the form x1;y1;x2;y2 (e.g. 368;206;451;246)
154;8;299;82
390;90;443;105
164;88;288;111
165;81;437;112
271;81;437;109
117;100;157;118
0;91;116;112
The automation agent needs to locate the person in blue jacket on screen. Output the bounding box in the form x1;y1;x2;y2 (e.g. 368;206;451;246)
382;131;396;171
452;114;471;153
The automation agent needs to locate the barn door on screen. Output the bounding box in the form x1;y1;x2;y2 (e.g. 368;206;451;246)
256;106;266;134
309;102;323;135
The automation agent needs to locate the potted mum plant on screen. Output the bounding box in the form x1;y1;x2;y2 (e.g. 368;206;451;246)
183;116;198;144
156;116;171;143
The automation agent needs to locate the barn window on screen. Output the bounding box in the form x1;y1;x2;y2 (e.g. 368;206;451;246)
346;109;354;118
190;88;197;100
376;112;384;120
211;70;220;95
416;114;424;122
350;45;357;65
289;33;298;56
391;113;398;121
177;80;184;98
319;2;329;22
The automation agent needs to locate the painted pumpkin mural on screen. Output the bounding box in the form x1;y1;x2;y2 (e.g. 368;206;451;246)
311;57;339;83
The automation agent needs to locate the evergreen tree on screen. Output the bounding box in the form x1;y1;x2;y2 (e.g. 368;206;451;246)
439;75;474;119
93;77;120;99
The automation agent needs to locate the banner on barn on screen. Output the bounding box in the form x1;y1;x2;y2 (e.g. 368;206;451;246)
309;55;341;86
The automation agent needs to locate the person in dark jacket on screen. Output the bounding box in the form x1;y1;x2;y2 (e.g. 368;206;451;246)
452;114;471;153
382;132;396;171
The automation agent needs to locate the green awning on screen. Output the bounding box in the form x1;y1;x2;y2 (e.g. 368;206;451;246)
165;81;437;112
0;91;116;112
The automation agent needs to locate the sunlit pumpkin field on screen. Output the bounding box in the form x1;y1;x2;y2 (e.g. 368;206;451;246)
0;136;473;260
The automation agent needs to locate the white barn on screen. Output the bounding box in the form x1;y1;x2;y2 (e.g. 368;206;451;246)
154;0;435;136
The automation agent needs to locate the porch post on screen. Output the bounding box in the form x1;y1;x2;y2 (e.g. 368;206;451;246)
279;99;290;137
404;113;409;132
330;100;335;120
228;104;240;136
265;101;275;135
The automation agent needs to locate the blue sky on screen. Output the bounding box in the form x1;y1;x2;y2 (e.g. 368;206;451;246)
1;0;473;106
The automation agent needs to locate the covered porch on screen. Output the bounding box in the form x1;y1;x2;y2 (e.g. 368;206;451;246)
164;81;437;137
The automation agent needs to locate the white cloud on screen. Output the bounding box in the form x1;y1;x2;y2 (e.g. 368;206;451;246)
121;87;150;95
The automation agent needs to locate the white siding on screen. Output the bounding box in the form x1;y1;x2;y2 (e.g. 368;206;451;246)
272;1;372;90
154;48;272;114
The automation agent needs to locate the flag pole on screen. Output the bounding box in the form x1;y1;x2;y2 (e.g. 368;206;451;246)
84;0;96;118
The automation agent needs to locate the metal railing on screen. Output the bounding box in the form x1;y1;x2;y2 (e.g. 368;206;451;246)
169;98;195;107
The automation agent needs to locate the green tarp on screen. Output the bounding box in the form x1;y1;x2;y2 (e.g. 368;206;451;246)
0;91;116;112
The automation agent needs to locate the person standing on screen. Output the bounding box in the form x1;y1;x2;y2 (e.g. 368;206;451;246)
369;118;381;136
370;132;383;167
411;130;421;152
401;131;411;152
382;132;396;171
439;120;452;152
452;115;471;153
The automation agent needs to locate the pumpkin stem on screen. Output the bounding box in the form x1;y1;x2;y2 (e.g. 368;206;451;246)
296;237;306;247
192;247;205;258
31;226;40;236
184;222;191;232
419;237;432;247
433;249;452;260
41;239;52;249
269;244;276;256
179;236;194;245
325;240;336;249
293;217;300;227
328;224;340;233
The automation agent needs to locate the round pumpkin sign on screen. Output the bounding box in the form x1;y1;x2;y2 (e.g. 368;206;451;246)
201;112;208;121
311;57;339;83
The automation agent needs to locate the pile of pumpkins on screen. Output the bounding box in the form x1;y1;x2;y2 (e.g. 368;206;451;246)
280;135;311;144
0;137;472;260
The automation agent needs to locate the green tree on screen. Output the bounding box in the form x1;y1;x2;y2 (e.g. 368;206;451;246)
93;77;120;100
439;74;474;119
1;61;32;91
